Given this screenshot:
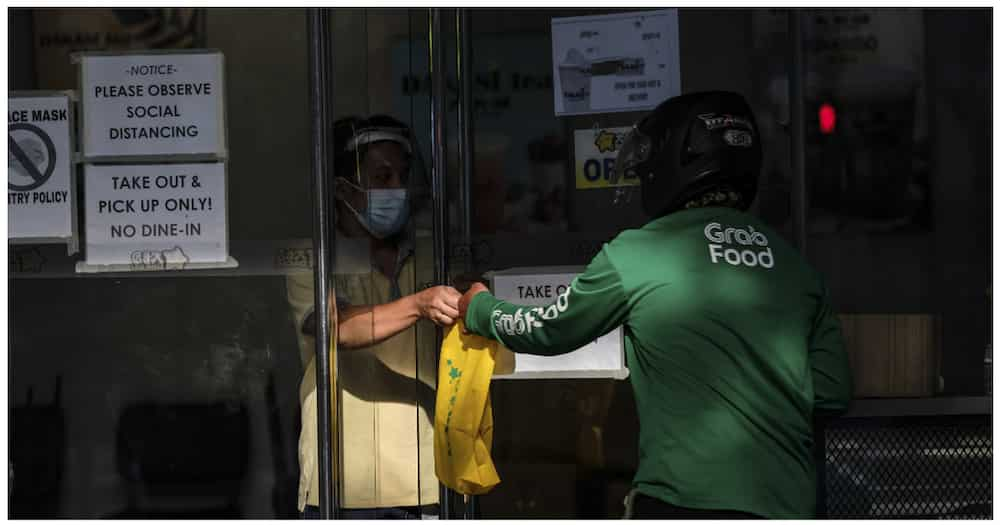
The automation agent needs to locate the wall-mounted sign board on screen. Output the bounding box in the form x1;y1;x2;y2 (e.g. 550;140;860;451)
76;50;226;162
77;162;236;273
8;91;79;253
552;9;681;116
490;266;628;380
573;126;639;190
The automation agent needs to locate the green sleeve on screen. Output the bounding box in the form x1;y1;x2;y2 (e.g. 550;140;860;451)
465;249;629;356
809;283;853;413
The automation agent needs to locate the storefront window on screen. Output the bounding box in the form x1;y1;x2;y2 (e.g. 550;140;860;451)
9;7;989;520
11;8;313;518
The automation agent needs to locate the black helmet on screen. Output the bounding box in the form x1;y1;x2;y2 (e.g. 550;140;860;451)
615;91;762;218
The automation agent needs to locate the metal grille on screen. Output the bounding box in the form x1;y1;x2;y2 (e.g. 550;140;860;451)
823;416;992;519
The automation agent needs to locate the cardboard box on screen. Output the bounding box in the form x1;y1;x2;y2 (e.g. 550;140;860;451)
838;314;941;398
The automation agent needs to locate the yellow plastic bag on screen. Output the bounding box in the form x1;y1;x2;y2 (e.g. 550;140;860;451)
434;321;501;495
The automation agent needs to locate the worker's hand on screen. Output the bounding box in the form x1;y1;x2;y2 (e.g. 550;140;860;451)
458;282;490;322
415;285;462;327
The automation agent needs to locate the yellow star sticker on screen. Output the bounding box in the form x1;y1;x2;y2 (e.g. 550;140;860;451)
594;130;618;153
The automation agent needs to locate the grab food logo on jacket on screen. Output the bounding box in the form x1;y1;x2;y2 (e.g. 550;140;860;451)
491;288;571;336
704;222;775;269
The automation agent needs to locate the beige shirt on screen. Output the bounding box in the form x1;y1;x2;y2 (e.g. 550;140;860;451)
286;234;438;511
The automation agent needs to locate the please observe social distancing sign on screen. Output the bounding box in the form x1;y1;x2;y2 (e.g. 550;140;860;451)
78;51;226;160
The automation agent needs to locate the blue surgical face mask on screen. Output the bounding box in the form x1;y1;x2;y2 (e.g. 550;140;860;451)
340;179;410;239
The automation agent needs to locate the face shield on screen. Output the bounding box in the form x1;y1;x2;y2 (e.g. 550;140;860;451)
345;126;414;156
344;123;431;216
345;125;414;186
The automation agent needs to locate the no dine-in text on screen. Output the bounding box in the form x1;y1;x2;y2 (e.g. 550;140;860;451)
97;173;212;240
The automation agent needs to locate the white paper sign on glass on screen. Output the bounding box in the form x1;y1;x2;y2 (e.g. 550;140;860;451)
551;10;680;116
78;51;226;159
8;93;76;243
83;163;228;267
490;266;628;380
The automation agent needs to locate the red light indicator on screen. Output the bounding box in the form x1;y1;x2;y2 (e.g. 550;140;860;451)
819;103;836;134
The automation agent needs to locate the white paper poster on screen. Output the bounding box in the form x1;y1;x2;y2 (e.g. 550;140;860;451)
491;267;627;379
8;93;75;241
83;162;227;267
551;9;681;116
79;51;226;159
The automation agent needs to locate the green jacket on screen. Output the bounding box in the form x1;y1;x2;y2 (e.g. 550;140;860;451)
466;206;852;518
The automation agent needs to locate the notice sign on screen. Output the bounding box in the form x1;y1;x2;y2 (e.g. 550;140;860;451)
8;93;75;241
79;51;225;159
83;163;227;267
491;267;627;379
574;126;638;190
551;10;680;116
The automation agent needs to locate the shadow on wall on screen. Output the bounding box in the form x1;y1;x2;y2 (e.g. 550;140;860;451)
9;276;306;518
11;377;66;518
110;402;249;518
482;379;639;518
